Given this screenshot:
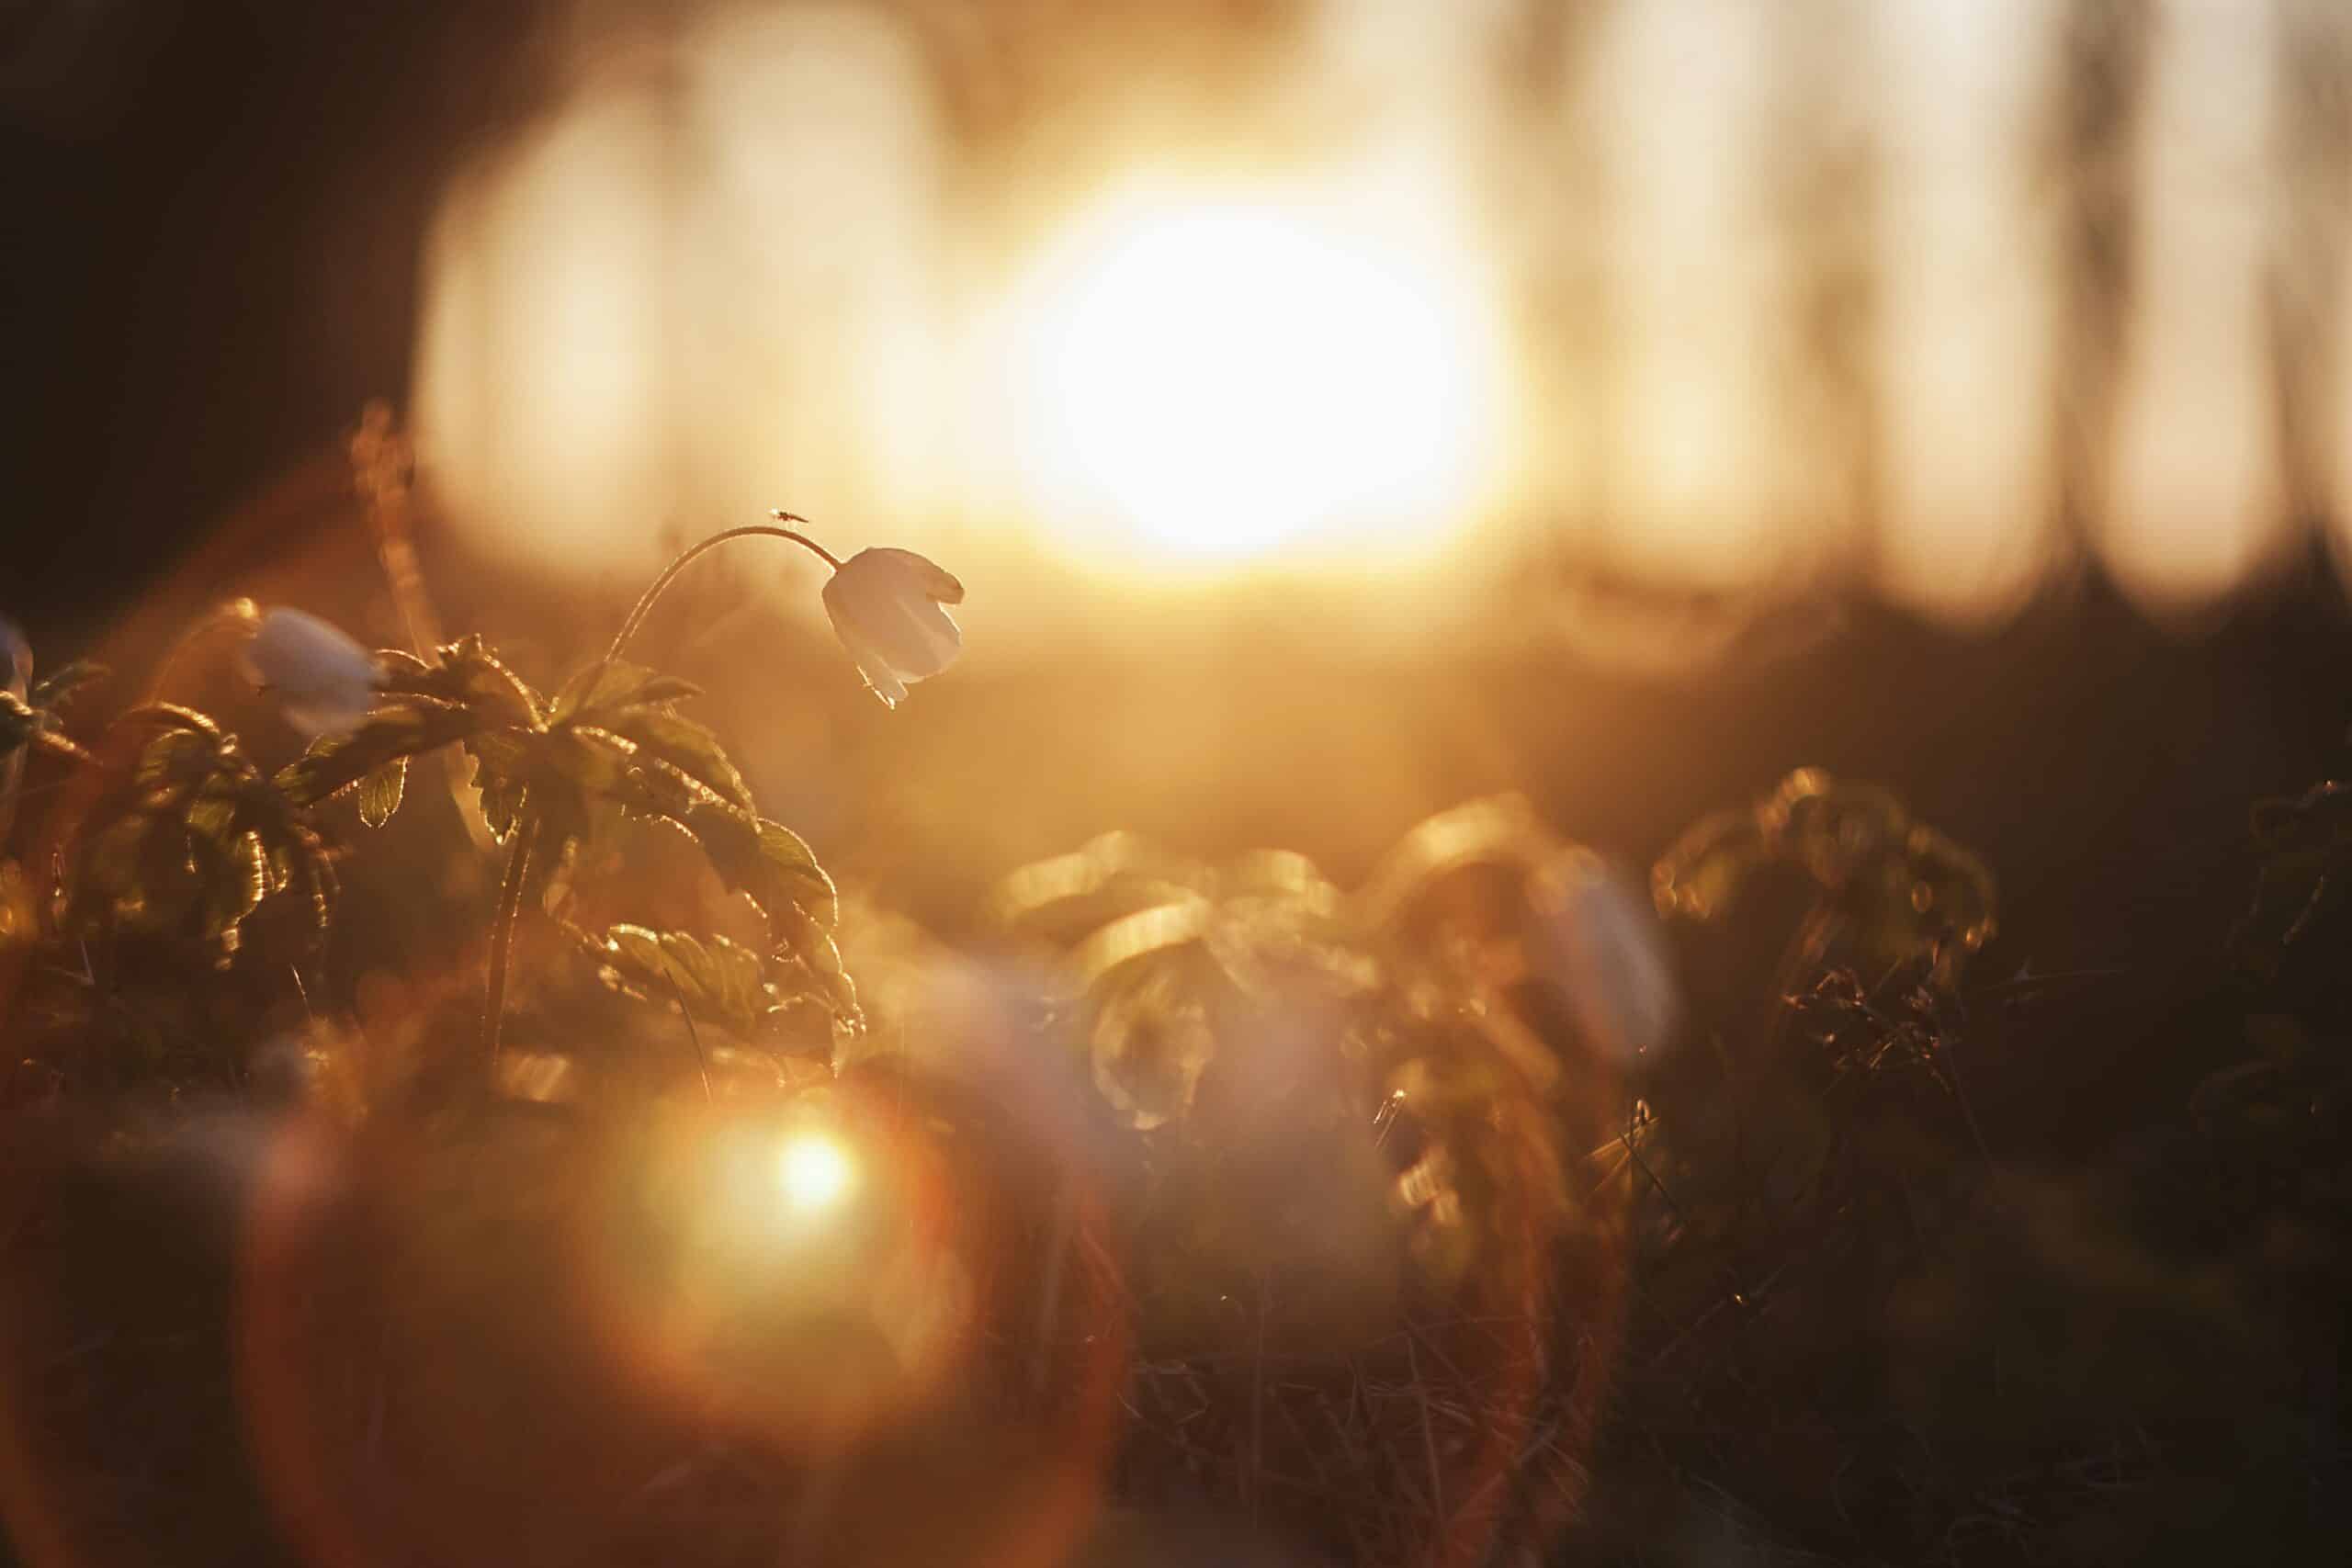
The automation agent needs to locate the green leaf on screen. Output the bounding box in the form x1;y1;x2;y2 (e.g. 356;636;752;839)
983;831;1204;945
668;801;843;974
754;818;837;931
29;660;108;711
381;634;547;729
227;830;269;927
576;920;784;1039
184;824;264;950
263;838;296;896
1651;806;1771;920
287;827;336;931
1074;897;1216;992
83;817;147;899
551;660;639;721
537;725;639;800
0;691;39;752
522;804;587;911
136;727;220;794
185;792;238;843
129;702;224;737
602;922;667;977
357;755;407;828
478;767;526;842
630;674;705;707
1655;770;1998;986
1359;795;1556;931
770;897;862;1025
707;935;770;1026
604;708;754;813
1088;964;1216;1132
276;700;478;806
442;635;547;728
549;660;704;723
1771;771;1912;886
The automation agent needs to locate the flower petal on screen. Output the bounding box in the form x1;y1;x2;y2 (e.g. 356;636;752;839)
867;596;962;681
861;546;964;605
242;608;379;736
822;548;965;694
847;642;907;708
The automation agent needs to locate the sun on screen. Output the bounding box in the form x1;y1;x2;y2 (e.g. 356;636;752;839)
1010;192;1503;570
777;1133;855;1214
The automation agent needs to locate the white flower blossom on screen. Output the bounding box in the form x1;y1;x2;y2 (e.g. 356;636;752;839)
820;547;965;708
239;607;379;738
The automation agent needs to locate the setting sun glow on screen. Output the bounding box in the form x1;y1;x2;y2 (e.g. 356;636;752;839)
1008;194;1504;570
777;1134;855;1214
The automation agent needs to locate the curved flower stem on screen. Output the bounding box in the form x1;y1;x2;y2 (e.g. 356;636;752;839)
481;811;543;1073
141;598;263;704
605;516;841;664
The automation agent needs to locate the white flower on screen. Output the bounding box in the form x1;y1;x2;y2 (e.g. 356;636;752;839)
1531;851;1682;1066
239;607;379;738
820;547;965;708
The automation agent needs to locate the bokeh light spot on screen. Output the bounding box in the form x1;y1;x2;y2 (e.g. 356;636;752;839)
778;1132;854;1213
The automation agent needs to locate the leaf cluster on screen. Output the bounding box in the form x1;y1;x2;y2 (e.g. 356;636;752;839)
990;832;1370;1132
277;637;856;1032
1654;766;1996;987
568;921;828;1052
1;660;107;767
2236;779;2352;982
62;705;334;962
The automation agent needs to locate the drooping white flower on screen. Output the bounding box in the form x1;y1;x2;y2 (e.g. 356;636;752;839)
1531;851;1682;1066
819;547;965;708
239;607;379;738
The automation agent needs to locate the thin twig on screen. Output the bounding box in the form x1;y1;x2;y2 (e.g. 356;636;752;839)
481;814;540;1070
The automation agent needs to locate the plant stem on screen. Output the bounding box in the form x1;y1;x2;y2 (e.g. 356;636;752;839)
605;517;840;664
482;812;541;1072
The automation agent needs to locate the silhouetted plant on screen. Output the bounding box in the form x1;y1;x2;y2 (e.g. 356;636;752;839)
61;703;334;963
1654;766;1997;989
